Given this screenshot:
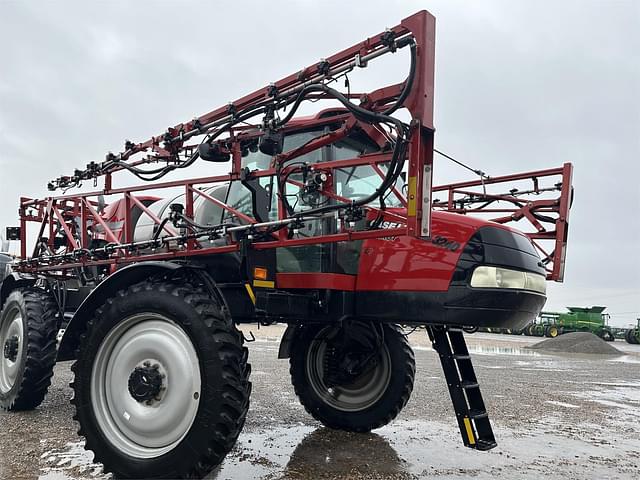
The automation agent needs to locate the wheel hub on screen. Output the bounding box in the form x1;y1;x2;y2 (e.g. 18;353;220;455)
3;335;19;362
128;362;164;403
306;324;393;412
324;348;378;387
91;315;201;458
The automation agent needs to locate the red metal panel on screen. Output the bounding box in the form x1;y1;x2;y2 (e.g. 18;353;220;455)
401;11;436;129
276;273;356;291
552;162;573;282
356;211;476;292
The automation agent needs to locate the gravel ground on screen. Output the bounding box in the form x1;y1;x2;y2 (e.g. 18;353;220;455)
1;329;639;480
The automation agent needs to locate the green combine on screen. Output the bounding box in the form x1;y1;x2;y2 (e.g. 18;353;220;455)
525;306;615;341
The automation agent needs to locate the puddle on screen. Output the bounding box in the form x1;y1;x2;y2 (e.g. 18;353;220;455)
209;419;640;479
39;441;105;479
415;344;542;357
33;419;640;480
610;355;640;364
570;380;640;416
213;425;413;479
39;473;77;480
412;345;434;352
545;400;581;409
467;345;541;356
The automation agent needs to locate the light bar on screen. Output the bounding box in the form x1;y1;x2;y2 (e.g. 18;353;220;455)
470;266;546;294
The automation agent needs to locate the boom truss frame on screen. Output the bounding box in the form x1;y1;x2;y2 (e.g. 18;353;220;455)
11;10;572;283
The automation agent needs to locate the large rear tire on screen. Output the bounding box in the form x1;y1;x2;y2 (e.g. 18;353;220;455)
290;322;415;432
0;288;58;411
71;279;250;479
544;325;560;338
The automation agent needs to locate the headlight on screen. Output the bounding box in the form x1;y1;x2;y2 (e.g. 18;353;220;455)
470;266;546;294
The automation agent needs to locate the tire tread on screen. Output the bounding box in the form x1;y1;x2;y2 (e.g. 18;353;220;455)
0;288;58;411
290;323;415;432
70;277;250;479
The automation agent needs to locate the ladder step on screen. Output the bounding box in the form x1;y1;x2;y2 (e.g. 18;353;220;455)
474;439;497;451
453;354;470;360
427;326;496;452
468;410;488;420
461;381;479;390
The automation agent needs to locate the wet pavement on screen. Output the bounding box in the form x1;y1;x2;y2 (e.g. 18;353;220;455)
1;329;639;479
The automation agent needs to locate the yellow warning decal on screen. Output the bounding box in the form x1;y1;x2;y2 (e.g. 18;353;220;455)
253;279;275;289
463;417;476;445
407;176;417;216
244;283;256;305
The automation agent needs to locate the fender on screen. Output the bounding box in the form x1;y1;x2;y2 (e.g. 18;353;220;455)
277;325;298;359
0;272;37;307
57;261;228;361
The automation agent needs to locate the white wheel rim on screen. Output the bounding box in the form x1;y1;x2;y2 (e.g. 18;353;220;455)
90;313;201;458
0;306;24;393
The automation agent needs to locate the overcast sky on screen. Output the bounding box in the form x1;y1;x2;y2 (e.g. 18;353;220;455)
0;0;638;326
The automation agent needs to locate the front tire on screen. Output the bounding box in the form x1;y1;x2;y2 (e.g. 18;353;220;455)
598;329;615;342
290;322;415;432
71;279;250;479
625;329;639;345
0;288;58;411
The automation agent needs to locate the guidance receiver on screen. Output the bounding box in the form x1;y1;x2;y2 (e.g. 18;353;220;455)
0;10;573;479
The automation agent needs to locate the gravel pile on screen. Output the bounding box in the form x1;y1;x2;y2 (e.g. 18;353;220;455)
527;332;622;355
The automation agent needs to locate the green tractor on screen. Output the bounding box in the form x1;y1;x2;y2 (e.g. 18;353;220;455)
525;306;615;341
524;312;560;338
625;319;640;345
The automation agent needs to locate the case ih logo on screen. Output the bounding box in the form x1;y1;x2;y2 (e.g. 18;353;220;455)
380;221;404;240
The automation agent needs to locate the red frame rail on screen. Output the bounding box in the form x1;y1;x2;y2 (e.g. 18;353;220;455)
15;11;436;275
433;163;573;281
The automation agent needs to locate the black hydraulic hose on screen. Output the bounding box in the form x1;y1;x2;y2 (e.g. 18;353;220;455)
381;40;417;115
280;84;407;217
106;104;269;181
151;218;171;241
75;41;417;185
270;80;413;219
295;137;409;218
275;83;407;135
275;39;416;126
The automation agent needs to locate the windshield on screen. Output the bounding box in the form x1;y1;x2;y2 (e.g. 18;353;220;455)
227;128;405;222
241;130;325;171
334;164;404;208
